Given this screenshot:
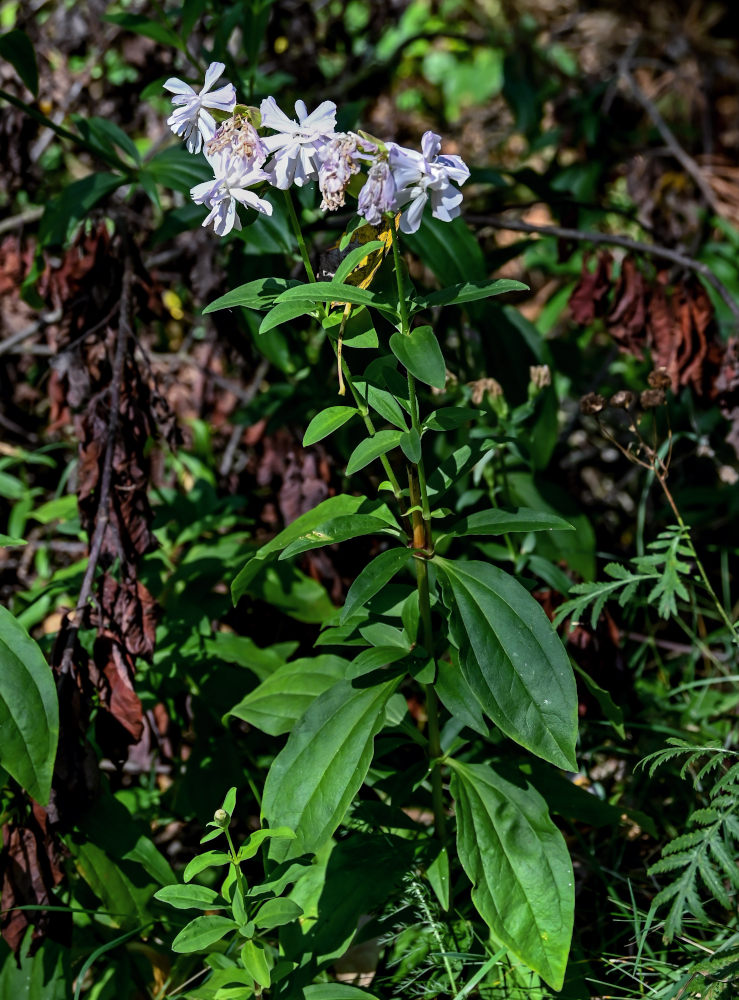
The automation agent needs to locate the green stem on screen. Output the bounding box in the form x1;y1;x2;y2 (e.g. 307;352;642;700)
390;223;433;531
416;554;447;847
283;193;404;503
283;189;317;283
341;354;404;501
389;218;411;335
657;471;738;640
224;827;247;901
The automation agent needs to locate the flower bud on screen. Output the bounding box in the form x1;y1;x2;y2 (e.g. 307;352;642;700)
213;808;230;828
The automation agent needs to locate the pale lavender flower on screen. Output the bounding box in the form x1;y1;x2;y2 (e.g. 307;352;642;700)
164;62;237;155
357;159;396;225
318;133;374;211
191;151;272;237
205;113;268;169
387;131;470;234
260;97;337;189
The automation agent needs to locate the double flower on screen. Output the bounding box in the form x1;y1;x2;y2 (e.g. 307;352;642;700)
165;62;470;238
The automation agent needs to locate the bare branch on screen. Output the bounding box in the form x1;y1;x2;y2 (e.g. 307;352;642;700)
469;213;739;327
619;63;720;214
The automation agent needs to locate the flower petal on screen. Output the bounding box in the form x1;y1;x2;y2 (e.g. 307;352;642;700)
201;61;226;95
163;77;195;95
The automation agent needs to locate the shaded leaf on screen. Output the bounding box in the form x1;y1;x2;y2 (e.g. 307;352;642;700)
0;607;59;804
279;514;398;560
226;655;348;736
414;278;528;309
341;547;411;623
0;29;38;95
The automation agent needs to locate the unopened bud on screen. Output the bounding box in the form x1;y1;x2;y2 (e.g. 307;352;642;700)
213;808;229;827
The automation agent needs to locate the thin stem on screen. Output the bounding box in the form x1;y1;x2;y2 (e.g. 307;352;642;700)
656;472;738;639
224;826;247;901
416;554;447;848
389;224;445;840
282;189;317;283
390;224;433;534
471;212;739;327
283;192;404;501
389;217;411;335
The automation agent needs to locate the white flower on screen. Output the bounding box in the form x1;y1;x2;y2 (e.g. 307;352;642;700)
259;97;337;189
164;62;237;155
387;131;470;234
357;158;396;225
191;151;273;236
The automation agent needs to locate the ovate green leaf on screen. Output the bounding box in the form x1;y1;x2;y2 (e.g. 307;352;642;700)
276;281;398;318
346;430;403;475
389;325;446;389
279;514;398;560
240;939;271;988
440;507;574;541
183;851;230;882
232;494;369;603
254;897;304;930
204;277;300;314
153;884;223;910
435;558;577;769
303;406;357;447
262;679;397;859
450;760;574;989
171;915;237;953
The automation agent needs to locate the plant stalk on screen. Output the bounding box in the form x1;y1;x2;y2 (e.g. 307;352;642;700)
417;550;447;846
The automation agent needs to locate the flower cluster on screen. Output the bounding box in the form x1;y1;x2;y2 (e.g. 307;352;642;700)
165;63;470;237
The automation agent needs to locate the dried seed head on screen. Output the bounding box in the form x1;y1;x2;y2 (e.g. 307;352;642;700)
647;367;672;390
579;392;606;415
609;390;635;409
640;388;666;409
